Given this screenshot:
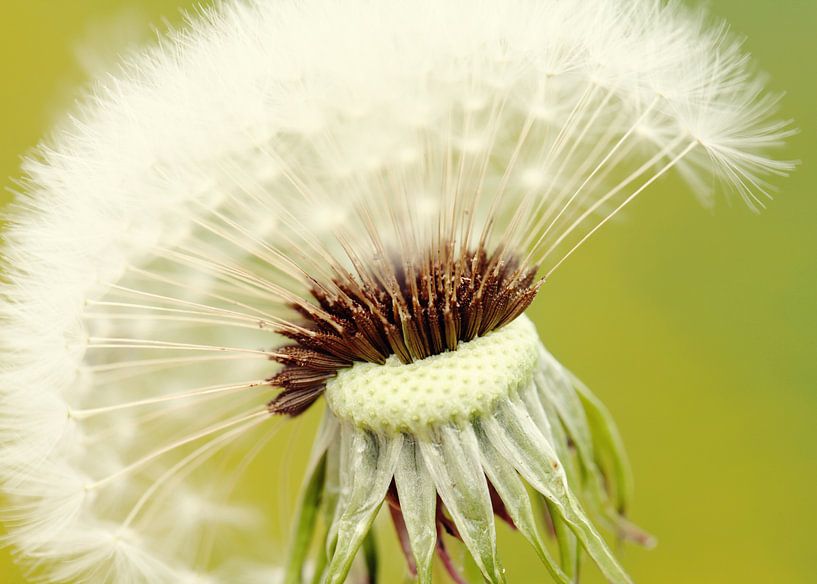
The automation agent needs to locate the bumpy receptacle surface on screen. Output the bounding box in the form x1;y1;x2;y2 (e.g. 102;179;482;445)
325;315;539;434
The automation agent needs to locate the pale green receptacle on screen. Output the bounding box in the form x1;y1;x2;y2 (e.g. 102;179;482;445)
325;316;538;435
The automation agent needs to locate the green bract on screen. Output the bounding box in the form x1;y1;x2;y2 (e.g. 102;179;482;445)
286;317;648;584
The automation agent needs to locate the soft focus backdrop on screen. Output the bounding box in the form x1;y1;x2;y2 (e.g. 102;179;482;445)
1;1;814;582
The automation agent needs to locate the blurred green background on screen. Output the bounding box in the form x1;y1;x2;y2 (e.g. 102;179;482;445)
0;1;814;582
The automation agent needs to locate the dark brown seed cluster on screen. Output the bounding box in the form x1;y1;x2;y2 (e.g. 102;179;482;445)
267;246;540;416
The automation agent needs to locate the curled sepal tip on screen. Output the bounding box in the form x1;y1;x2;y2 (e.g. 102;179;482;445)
483;400;633;584
323;427;402;584
476;421;570;584
419;425;506;584
393;437;438;583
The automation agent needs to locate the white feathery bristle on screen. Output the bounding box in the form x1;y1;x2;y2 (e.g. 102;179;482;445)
0;0;792;581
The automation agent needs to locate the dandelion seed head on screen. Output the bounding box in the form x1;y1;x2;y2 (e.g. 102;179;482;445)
0;0;792;581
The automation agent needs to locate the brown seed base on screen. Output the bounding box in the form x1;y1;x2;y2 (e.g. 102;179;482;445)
267;245;540;416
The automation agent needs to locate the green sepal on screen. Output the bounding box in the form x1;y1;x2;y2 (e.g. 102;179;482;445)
544;497;579;582
363;529;379;584
284;455;327;584
308;527;330;584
